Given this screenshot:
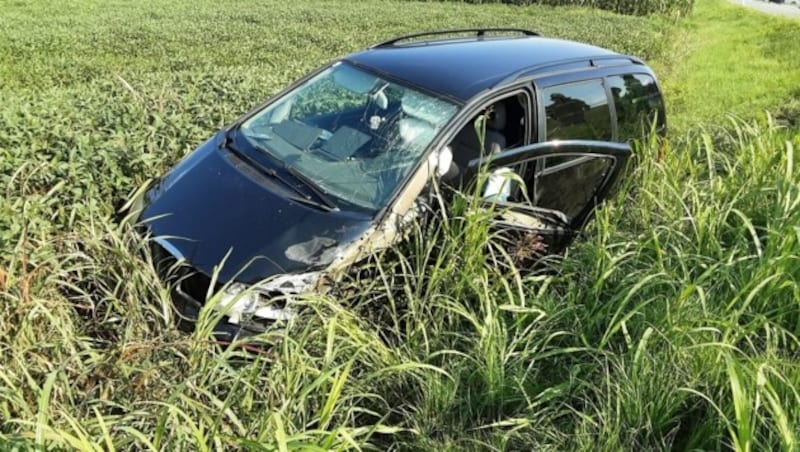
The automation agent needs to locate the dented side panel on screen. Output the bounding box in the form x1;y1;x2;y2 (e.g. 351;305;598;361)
319;158;434;282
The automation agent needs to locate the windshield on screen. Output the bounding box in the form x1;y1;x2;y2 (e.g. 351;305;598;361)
239;62;458;211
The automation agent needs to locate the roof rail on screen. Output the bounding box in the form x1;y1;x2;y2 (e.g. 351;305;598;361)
370;28;539;48
495;55;644;87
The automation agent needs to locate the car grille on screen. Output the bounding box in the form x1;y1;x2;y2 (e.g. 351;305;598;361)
150;241;271;336
151;241;214;305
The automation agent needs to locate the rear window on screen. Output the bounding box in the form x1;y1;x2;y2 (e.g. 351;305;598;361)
541;79;612;141
607;73;665;141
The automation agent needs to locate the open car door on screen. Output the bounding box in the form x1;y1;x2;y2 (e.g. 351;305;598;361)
466;140;631;267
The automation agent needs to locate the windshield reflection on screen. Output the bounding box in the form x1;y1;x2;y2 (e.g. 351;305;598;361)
239;62;458;211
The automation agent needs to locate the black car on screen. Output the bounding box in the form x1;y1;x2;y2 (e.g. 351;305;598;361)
132;28;666;338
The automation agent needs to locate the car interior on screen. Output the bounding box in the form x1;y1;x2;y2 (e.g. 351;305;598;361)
447;93;529;197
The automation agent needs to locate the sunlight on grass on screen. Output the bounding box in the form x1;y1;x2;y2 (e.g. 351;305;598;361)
658;0;800;132
1;0;800;449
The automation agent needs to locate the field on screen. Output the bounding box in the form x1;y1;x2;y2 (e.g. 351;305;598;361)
1;0;799;450
658;0;800;131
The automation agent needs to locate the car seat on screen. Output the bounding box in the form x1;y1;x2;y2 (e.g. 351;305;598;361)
448;102;508;184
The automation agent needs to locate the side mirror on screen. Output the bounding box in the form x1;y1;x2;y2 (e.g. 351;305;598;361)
428;146;454;177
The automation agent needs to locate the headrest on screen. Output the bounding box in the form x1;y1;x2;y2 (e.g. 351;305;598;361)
487;102;506;130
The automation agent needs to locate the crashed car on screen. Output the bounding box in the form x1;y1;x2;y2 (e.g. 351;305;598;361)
132;28;666;339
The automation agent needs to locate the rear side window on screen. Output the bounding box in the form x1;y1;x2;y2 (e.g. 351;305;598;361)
607;74;665;141
542;79;612;141
532;155;616;222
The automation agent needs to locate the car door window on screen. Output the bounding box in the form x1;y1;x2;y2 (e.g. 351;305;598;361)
470;141;629;227
542;79;612;141
607;73;665;141
447;91;532;182
469;141;629;263
530;154;616;222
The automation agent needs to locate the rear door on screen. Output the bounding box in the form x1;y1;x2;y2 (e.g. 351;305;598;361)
467;140;631;265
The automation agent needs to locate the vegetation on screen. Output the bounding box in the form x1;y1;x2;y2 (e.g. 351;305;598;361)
1;0;799;450
657;0;800;132
0;0;670;249
419;0;694;17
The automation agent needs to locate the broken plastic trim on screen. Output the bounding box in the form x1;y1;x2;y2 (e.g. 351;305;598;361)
213;272;323;324
154;237;186;262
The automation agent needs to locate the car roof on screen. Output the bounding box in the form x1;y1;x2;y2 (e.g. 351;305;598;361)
345;35;626;102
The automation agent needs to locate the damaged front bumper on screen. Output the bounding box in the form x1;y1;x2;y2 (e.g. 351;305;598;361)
151;238;318;342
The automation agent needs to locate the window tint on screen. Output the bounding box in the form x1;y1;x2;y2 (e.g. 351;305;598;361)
532;155;615;221
542;80;612;141
607;73;664;141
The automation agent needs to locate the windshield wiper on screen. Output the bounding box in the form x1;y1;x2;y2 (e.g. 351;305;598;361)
282;164;339;212
221;129;338;212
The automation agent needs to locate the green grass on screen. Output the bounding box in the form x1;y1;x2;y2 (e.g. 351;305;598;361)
656;0;800;132
2;0;800;450
409;0;694;17
0;0;671;250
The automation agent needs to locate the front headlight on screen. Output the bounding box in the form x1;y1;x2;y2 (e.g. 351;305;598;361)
214;272;322;324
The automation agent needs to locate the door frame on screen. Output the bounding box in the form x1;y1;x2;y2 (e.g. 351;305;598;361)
467;139;631;230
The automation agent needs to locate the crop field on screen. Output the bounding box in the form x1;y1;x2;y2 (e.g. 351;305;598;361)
1;0;799;450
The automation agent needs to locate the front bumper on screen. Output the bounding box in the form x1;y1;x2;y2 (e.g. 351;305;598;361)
151;240;271;342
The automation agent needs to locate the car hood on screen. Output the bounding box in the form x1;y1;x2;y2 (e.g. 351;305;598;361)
140;131;373;284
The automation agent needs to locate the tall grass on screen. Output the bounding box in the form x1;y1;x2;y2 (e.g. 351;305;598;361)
2;117;798;449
